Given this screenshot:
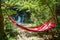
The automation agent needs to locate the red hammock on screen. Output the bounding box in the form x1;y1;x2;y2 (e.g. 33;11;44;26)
8;15;56;32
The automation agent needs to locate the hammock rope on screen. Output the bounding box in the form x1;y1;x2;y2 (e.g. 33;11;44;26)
8;15;56;32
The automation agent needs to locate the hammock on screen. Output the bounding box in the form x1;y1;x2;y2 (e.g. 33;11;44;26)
8;15;56;32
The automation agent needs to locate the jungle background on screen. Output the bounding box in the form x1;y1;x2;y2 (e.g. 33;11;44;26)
0;0;60;40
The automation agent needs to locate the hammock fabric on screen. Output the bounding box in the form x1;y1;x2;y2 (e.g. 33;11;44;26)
8;15;56;32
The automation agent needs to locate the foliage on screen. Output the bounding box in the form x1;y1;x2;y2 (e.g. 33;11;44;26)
2;0;55;25
1;0;60;40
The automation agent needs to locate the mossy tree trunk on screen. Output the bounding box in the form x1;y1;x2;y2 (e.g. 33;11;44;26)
0;13;8;40
0;13;4;38
0;1;8;39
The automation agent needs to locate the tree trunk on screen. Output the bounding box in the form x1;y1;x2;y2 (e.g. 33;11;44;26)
0;13;4;35
0;0;8;39
0;14;8;40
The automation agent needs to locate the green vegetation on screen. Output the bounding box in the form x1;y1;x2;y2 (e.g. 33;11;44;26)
0;0;60;40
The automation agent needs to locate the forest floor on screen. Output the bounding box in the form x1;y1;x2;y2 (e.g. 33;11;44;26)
12;24;59;40
15;29;44;40
14;28;57;40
